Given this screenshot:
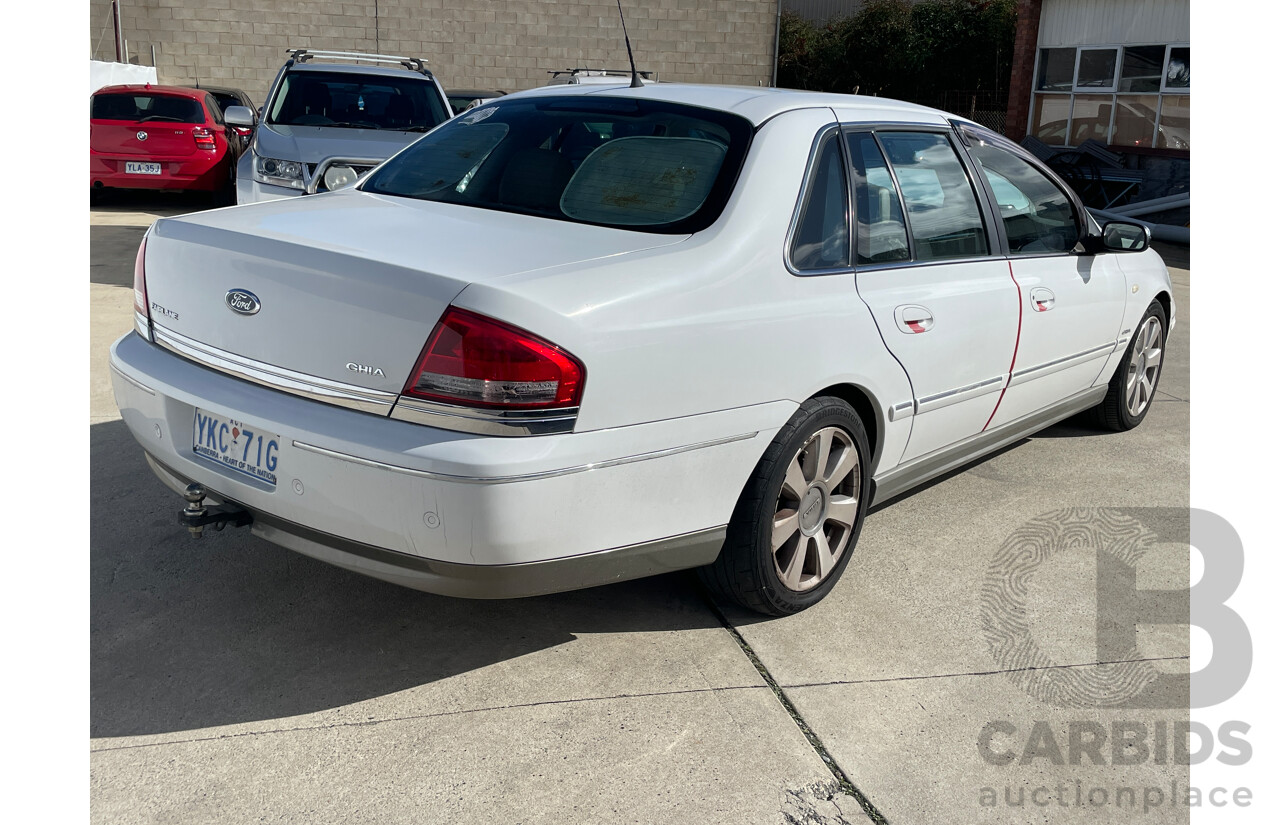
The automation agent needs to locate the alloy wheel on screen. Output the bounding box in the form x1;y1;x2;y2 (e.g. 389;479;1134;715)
1125;316;1163;417
771;426;861;592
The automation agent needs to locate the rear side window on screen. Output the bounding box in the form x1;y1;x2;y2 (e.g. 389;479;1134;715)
789;130;850;271
363;97;753;234
845;132;909;264
877;132;988;261
965;137;1081;254
205;94;223;125
91;93;205;124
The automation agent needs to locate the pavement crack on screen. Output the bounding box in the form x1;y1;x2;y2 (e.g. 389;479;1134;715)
702;595;889;824
89;684;767;754
779;655;1190;691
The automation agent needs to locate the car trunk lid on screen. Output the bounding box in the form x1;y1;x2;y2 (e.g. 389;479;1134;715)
142;189;687;397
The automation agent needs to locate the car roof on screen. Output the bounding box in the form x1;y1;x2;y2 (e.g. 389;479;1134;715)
285;62;433;81
448;89;505;97
92;84;208;100
193;85;248;96
503;83;954;128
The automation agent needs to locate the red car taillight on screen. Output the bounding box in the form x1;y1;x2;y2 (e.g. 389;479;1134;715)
133;237;151;341
403;308;585;410
193;127;217;150
232;126;253;138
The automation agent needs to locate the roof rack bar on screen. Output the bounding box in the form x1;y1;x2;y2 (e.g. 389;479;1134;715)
547;67;653;79
287;48;431;74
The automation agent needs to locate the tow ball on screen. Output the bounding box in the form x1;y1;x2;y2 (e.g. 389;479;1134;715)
180;483;253;538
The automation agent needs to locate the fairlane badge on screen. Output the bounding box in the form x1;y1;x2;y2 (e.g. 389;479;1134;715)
225;289;261;316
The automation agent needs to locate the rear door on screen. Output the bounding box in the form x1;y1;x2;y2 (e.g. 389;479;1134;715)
959;127;1127;428
848;128;1020;464
90;92;202;157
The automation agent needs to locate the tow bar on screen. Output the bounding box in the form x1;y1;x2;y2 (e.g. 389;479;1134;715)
180;483;253;538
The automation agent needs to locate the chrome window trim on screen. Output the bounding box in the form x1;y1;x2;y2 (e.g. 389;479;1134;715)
1009;342;1117;386
915;375;1006;414
306;156;384;194
291;431;760;485
390;396;580;437
152;323;398;415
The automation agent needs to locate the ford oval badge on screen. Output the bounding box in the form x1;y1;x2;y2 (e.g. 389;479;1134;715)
225;289;261;316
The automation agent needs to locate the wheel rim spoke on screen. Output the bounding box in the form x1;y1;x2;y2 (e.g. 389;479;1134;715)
772;509;800;549
825;496;859;529
813;531;834;580
781;536;809;590
783;456;808;499
824;442;858;487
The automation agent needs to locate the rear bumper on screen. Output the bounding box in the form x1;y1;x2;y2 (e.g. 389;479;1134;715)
110;331;786;596
90;153;227;191
145;453;724;598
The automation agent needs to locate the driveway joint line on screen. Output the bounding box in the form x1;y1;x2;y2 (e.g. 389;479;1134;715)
90;684;768;754
778;655;1190;690
703;595;889;824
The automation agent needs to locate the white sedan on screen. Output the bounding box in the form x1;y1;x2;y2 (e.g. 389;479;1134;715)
110;84;1173;615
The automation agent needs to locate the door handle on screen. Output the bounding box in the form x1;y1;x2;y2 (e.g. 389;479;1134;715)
1030;287;1056;312
894;304;934;334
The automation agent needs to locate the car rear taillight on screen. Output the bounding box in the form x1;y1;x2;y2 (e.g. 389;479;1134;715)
133;237;151;341
403;308;584;410
193;127;217;150
232;126;253;138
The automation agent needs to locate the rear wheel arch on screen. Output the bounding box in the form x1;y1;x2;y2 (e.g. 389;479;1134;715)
809;382;883;472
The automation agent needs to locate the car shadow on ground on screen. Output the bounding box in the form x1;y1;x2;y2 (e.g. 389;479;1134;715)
90;189;215;216
90;419;721;739
91;225;150;287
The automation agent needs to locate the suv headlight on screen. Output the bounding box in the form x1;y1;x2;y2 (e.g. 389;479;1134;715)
254;154;305;190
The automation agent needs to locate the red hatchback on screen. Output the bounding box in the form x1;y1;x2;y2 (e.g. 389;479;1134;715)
90;84;242;199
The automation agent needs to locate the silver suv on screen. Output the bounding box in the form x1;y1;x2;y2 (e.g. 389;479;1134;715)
228;49;452;204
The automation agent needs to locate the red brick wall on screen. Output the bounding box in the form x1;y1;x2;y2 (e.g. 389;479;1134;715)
1004;0;1042;141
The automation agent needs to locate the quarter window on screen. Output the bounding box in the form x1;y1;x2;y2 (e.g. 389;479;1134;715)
877;132;988;261
965;135;1080;255
789;131;850;271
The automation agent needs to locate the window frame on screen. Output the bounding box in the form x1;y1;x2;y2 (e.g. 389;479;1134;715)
784;123;854;276
1028;43;1189;151
849;123;1001;270
956;123;1091;261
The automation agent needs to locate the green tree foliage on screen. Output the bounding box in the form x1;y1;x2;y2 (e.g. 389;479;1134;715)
777;0;1016;105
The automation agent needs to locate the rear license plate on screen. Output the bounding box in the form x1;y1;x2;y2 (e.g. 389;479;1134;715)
193;410;280;487
125;161;161;175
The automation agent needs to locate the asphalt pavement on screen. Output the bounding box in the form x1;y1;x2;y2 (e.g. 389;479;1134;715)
90;191;1191;824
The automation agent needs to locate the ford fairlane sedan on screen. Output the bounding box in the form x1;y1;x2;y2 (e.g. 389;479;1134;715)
110;84;1173;615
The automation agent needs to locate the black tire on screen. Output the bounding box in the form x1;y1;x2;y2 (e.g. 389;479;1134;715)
1089;299;1167;431
699;396;872;616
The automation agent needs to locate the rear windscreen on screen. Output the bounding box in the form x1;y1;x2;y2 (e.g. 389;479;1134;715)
361;96;753;233
91;93;205;124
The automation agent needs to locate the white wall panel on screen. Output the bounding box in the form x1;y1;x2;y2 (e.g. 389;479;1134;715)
1040;0;1190;47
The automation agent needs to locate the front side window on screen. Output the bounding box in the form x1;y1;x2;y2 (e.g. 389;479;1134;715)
789;131;850;271
964;133;1080;255
877;132;988;261
267;70;449;132
362;96;753;234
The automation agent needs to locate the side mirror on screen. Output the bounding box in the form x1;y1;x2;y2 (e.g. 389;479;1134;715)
224;105;255;127
1101;220;1151;253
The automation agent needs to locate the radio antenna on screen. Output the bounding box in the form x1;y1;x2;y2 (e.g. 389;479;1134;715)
616;0;644;88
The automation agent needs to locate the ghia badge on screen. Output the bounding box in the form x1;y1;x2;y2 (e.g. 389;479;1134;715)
225;289;261;316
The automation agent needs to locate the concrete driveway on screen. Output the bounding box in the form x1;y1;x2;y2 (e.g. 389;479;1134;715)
90;192;1191;824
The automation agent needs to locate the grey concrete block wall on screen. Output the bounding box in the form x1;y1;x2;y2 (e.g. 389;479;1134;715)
90;1;780;104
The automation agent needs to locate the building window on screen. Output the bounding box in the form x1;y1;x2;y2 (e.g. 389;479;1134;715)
1031;44;1189;151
